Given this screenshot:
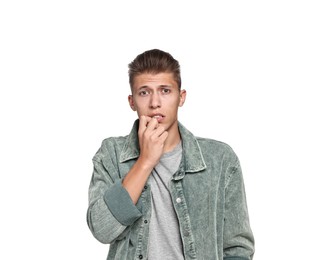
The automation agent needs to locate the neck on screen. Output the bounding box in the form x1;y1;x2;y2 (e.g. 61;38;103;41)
163;122;181;153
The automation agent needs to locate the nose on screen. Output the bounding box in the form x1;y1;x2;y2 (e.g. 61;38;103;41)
149;92;161;109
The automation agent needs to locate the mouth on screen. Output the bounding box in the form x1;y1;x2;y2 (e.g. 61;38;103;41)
149;113;165;123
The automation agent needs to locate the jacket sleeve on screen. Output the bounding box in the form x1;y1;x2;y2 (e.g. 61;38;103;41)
223;159;255;260
87;151;143;244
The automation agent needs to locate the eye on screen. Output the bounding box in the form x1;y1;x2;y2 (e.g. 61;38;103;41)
161;88;171;94
139;90;150;96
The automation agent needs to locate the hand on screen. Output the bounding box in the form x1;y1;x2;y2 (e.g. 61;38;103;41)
138;115;168;168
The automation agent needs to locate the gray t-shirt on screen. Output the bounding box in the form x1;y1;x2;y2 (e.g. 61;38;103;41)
147;142;184;260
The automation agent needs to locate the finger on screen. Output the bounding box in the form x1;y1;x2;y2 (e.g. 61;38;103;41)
146;117;159;131
158;131;169;143
139;115;151;134
152;125;166;139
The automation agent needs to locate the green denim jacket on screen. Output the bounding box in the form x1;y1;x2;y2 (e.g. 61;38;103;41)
87;120;254;260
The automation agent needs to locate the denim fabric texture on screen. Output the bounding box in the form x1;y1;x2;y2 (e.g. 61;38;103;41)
87;120;255;260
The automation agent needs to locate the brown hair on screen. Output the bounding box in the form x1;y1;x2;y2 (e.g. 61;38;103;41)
128;49;181;90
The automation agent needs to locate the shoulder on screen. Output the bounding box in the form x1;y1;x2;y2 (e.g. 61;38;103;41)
196;136;234;152
92;135;128;162
195;136;239;163
178;121;239;164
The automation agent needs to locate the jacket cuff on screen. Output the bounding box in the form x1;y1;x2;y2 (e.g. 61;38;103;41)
224;257;249;260
103;180;142;226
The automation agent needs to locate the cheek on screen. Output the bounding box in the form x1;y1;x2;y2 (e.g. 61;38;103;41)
171;96;181;106
165;99;181;111
132;99;146;112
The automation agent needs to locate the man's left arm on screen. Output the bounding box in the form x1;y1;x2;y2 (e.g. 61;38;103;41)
223;159;255;260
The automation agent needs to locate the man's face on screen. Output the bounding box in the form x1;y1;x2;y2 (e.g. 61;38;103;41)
128;72;186;132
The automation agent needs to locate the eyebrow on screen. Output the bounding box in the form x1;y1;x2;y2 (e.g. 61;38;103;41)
137;85;173;90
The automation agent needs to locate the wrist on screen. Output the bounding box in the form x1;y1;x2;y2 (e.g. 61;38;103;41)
136;155;156;172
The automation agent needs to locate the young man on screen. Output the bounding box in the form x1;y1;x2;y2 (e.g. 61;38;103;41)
87;49;255;260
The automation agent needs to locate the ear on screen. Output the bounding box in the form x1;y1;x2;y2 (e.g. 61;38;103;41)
178;89;187;107
128;95;137;111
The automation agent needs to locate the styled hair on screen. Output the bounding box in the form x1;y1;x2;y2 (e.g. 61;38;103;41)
128;49;181;90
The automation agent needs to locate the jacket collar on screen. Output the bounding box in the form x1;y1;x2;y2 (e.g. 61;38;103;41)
119;120;206;173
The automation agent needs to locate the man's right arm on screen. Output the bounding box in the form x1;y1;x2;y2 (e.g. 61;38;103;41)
87;116;167;244
122;116;168;204
87;156;142;244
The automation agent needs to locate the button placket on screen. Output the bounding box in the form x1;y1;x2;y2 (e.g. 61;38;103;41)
171;181;197;259
136;184;151;260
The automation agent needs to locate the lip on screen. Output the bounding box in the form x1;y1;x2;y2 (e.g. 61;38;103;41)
149;113;165;123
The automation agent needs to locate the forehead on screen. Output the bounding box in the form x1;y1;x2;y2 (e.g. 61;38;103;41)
133;72;177;89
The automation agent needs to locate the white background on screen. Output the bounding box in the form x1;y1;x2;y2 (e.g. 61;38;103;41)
1;1;324;259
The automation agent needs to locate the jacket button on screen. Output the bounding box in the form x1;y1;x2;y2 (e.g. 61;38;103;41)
183;230;190;237
144;220;148;224
139;255;143;259
176;197;182;203
144;185;147;189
